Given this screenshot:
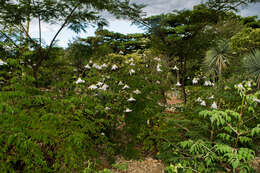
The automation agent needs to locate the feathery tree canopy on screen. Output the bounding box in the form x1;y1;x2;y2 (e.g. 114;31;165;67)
0;0;145;86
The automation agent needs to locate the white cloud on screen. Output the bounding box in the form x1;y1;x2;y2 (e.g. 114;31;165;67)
26;0;259;47
131;0;201;16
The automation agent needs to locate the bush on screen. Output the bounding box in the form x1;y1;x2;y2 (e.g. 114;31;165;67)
0;52;170;171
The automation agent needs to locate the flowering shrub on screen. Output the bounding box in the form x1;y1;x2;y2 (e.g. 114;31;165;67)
0;51;170;171
157;79;260;172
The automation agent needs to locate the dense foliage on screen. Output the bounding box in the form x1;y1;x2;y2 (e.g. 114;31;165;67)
0;0;260;172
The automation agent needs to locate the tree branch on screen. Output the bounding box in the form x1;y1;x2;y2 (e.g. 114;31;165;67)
47;4;79;54
19;24;38;48
0;31;19;48
35;3;80;70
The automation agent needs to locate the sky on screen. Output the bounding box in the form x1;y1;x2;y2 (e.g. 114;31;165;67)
29;0;260;48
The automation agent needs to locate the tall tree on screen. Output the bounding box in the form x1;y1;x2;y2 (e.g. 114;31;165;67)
205;0;259;12
204;39;231;80
243;49;260;88
0;0;145;87
144;4;222;103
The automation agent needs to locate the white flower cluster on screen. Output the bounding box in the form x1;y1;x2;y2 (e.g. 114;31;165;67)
253;98;260;103
156;64;162;72
92;63;103;70
85;64;91;69
172;65;179;70
196;97;217;109
0;59;7;66
129;62;135;66
88;82;109;91
127;97;136;102
133;89;141;94
111;64;118;70
204;81;214;86
236;83;244;89
75;78;85;84
85;63;108;70
154;57;161;62
76;57;152;115
122;84;130;89
124;108;132;112
192;78;199;84
129;69;135;75
176;81;181;86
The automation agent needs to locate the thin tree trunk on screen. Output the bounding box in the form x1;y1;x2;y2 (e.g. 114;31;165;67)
181;56;187;104
33;67;39;88
33;4;79;87
25;16;30;47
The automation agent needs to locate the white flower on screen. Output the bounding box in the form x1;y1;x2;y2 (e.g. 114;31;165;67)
196;97;202;102
106;75;110;79
85;64;91;69
0;59;7;66
154;57;161;61
3;45;11;51
127;97;136;102
187;76;190;79
129;58;134;62
224;86;230;90
253;98;260;103
204;81;212;86
237;84;243;89
129;62;135;66
75;78;85;84
129;69;135;75
93;63;102;70
99;84;109;91
89;60;93;64
133;89;141;94
209;95;214;99
122;85;130;89
192;78;199;84
97;82;103;86
118;81;124;86
111;64;118;70
156;81;161;84
200;101;206;106
176;82;181;86
172;65;179;70
119;50;124;54
146;64;149;68
158;102;164;106
157;64;162;72
105;107;111;110
88;84;98;90
247;81;252;87
101;63;107;68
124;108;132;113
101;132;105;136
211;102;218;109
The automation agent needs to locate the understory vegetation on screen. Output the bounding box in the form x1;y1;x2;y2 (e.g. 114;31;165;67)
0;0;260;172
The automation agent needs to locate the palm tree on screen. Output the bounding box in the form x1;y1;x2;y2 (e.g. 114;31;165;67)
204;40;230;81
243;49;260;88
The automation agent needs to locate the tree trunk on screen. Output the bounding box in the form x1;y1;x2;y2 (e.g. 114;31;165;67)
33;67;39;88
181;56;187;104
